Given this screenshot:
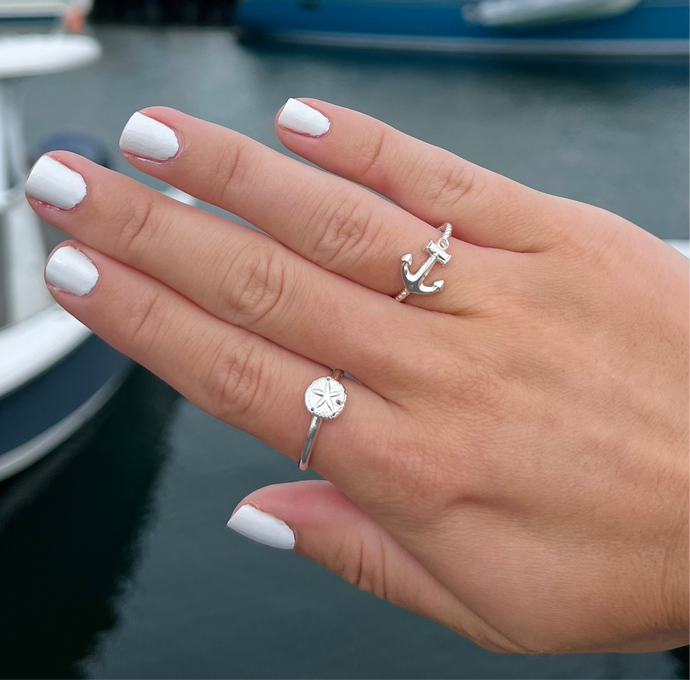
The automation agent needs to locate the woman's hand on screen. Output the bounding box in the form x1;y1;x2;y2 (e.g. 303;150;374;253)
26;99;688;654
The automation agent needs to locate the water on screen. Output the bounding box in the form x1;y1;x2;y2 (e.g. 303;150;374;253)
1;27;688;679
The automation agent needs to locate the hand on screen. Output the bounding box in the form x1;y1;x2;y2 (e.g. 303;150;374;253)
26;99;688;654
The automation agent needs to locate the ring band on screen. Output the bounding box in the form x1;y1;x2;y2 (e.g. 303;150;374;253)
299;368;347;471
396;222;453;302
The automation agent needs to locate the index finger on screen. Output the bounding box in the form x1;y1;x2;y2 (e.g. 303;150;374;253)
275;98;560;253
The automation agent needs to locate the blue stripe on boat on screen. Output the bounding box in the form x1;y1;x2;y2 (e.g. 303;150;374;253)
235;0;690;45
0;17;58;24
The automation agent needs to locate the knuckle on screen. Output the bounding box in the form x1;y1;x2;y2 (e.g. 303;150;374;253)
424;157;480;210
213;139;251;207
220;245;290;328
115;195;159;259
125;288;169;353
310;194;379;269
375;358;506;512
427;340;502;414
457;356;502;408
385;437;454;519
565;203;628;256
207;338;269;420
354;126;388;181
333;530;389;602
363;418;449;522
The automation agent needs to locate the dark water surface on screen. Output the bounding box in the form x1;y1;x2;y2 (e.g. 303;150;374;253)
1;27;688;679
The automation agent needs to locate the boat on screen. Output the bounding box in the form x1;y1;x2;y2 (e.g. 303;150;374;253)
0;1;201;482
0;0;92;30
234;0;689;57
0;0;132;482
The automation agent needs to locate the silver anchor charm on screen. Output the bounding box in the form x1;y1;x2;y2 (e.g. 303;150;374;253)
396;223;452;302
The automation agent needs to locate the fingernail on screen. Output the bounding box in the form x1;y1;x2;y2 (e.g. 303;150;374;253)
25;156;87;210
120;112;179;161
226;505;295;550
278;99;330;137
45;246;99;296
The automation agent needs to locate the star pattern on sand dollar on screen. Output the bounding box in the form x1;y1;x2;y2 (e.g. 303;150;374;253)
311;379;341;413
305;377;346;419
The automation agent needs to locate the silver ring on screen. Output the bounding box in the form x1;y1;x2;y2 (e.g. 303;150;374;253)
396;222;453;302
299;369;347;471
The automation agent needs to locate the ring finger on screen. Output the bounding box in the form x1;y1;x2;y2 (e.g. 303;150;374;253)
43;243;396;487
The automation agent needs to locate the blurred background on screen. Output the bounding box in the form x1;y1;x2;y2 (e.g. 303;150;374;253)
0;1;688;678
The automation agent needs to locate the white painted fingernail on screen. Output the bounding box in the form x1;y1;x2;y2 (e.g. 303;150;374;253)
25;156;87;210
226;505;295;550
45;246;98;296
120;112;179;161
278;99;330;137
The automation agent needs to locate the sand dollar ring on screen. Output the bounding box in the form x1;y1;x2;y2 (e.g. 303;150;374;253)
300;369;347;470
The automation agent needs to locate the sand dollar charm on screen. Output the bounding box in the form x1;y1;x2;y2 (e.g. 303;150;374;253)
304;375;347;420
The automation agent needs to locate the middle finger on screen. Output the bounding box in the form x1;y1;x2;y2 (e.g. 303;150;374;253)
25;153;424;393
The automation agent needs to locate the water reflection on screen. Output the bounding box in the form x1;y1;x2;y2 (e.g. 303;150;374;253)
0;367;179;679
670;647;689;679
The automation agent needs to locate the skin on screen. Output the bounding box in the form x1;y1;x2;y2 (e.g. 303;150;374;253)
28;100;688;654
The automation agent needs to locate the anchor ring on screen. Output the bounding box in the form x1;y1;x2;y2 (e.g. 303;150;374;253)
395;223;453;303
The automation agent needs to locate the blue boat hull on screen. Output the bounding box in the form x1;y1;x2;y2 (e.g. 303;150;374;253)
235;0;689;56
0;335;131;480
